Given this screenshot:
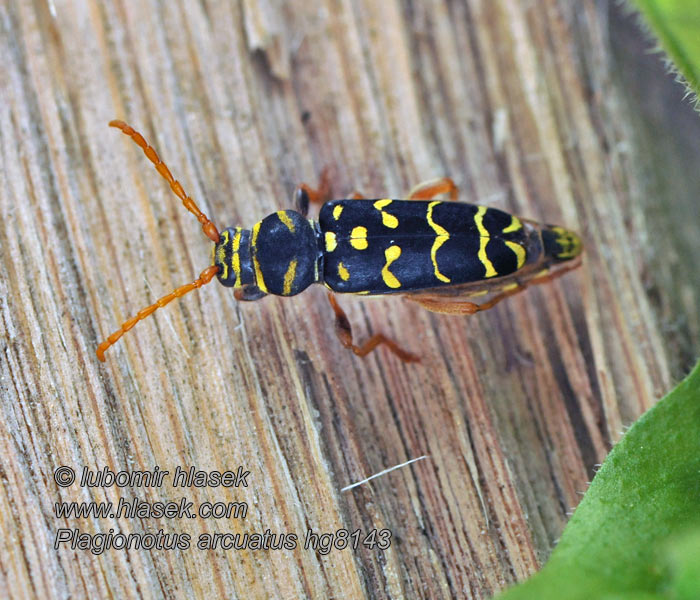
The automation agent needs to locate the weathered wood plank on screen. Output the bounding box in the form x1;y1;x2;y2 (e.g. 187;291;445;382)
1;1;691;598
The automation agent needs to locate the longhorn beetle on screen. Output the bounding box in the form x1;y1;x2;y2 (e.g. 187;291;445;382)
96;120;583;362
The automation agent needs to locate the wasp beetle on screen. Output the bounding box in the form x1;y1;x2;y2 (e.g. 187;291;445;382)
96;121;583;362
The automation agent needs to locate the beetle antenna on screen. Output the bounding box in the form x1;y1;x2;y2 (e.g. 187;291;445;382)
108;120;220;243
97;120;223;361
96;265;220;362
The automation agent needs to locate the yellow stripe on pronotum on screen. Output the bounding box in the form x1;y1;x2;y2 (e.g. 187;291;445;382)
474;206;498;278
277;211;296;232
250;221;268;293
282;259;298;295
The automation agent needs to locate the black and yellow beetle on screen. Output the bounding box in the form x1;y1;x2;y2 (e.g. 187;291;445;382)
96;121;582;362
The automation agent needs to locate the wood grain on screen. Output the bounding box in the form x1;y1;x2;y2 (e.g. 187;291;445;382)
1;1;694;598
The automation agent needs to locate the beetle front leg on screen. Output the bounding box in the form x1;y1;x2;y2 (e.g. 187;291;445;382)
293;167;332;217
234;285;267;302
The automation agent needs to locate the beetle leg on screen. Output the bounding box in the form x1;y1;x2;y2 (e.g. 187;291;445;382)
234;285;267;302
407;177;459;201
408;286;523;314
328;293;420;362
293;167;332;217
409;258;581;314
346;178;456;202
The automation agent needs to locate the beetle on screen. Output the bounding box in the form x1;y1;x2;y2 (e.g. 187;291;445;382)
96;120;582;362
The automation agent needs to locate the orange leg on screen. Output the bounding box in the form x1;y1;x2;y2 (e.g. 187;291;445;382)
328;294;419;362
407;177;459;201
348;177;457;202
409;258;582;315
409;285;522;315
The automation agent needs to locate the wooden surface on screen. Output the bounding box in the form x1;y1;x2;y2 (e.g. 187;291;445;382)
609;5;700;380
1;1;695;598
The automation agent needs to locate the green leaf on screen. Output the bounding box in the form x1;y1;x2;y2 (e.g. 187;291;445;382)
629;0;700;102
496;361;700;600
663;528;700;600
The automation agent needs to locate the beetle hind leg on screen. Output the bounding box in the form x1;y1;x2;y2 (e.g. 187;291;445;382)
328;293;420;362
408;285;523;315
408;257;582;315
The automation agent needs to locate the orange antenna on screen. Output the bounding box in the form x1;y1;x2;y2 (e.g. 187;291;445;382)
97;120;223;361
96;265;220;362
108;120;220;243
